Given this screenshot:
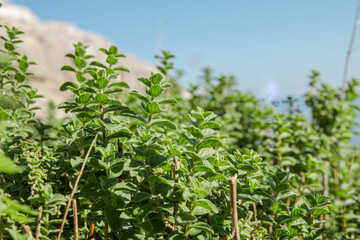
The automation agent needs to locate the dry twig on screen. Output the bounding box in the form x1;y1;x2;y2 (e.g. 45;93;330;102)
73;199;78;240
228;174;240;240
23;225;33;238
36;205;43;240
57;134;98;240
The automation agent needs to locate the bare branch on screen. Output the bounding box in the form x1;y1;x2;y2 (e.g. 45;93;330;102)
73;199;78;240
228;174;240;240
36;206;43;240
57;134;98;240
342;0;360;99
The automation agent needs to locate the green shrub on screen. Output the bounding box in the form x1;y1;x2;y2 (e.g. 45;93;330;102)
0;5;359;240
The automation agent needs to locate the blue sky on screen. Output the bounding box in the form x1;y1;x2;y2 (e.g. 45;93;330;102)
11;0;360;99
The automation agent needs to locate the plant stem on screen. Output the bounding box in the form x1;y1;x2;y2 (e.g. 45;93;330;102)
145;157;167;223
73;199;78;240
172;156;180;216
184;206;196;236
342;0;360;99
146;97;155;129
23;225;33;237
104;221;108;240
35;205;43;240
228;174;240;240
0;219;4;239
322;161;330;223
57;134;98;240
87;223;95;240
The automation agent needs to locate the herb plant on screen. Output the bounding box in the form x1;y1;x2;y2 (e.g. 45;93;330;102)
0;3;359;239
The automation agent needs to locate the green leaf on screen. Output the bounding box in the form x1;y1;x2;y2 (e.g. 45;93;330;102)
305;194;317;207
103;105;128;113
113;66;130;72
193;165;215;174
109;45;118;54
316;196;331;207
61;65;75;72
188;126;203;138
104;87;124;94
148;155;168;168
110;81;130;88
312;207;330;216
189;222;214;234
151;120;176;130
86;70;98;79
150;73;163;84
94;93;110;104
129;91;150;103
169;233;187;240
0;95;24;110
149;85;165;97
183;151;200;161
289;226;301;237
75;57;86;69
193;199;219;214
274;184;292;193
146;102;162;114
290;208;303;219
104;206;121;231
71;107;96;113
150;176;174;187
0;152;24;174
78;93;91;104
134;192;152;203
277;215;294;224
300;214;312;225
312;228;327;238
70;156;83;168
197;139;223;149
107;131;132;140
114;182;138;193
138;77;152;87
274;229;288;237
0;51;14;64
90;61;107;68
99;176;118;190
95;77;110;89
107;55;118;65
175;210;197;225
257;214;274;223
199;121;221;129
158;98;178;104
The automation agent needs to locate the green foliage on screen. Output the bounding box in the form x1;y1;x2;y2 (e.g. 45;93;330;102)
0;6;359;240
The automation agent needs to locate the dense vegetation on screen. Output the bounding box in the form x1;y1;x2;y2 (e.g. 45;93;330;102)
0;5;359;240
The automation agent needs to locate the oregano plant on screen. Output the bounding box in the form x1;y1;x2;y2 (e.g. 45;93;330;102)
0;2;358;239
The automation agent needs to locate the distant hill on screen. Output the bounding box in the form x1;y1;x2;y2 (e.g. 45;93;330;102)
0;1;158;118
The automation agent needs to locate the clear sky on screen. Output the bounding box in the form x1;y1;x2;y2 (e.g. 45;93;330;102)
10;0;360;99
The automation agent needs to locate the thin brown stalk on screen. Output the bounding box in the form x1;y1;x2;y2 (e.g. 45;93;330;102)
36;206;43;240
87;223;95;240
57;134;98;240
323;161;330;196
0;174;5;184
22;225;33;237
322;161;330;223
252;202;257;222
342;0;360;99
73;199;78;240
228;174;240;240
104;221;108;240
334;167;339;192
